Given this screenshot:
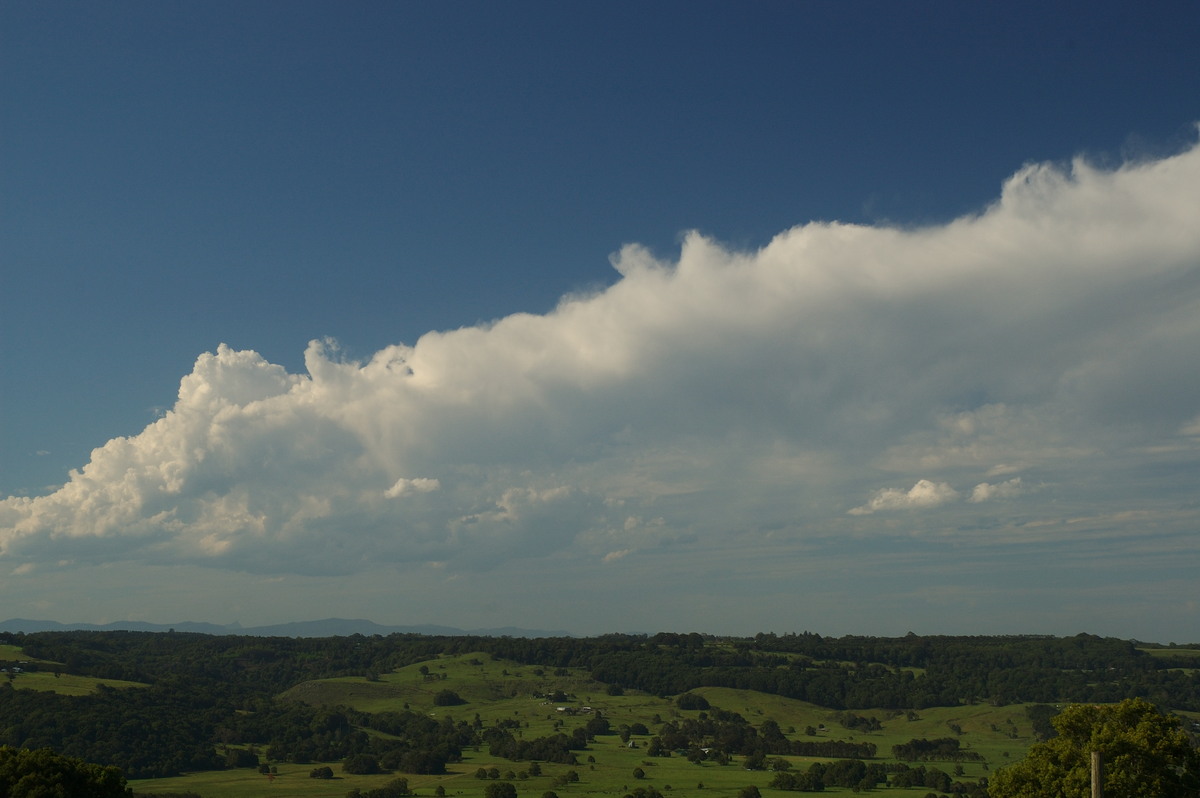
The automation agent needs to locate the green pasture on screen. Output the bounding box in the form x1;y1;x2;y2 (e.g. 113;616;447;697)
132;763;428;798
1138;646;1200;657
281;652;630;737
131;740;991;798
0;642;61;668
1138;647;1200;673
7;670;147;695
135;652;1037;797
1;642;145;694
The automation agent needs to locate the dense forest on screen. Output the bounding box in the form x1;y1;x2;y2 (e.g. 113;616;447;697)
1;630;1198;782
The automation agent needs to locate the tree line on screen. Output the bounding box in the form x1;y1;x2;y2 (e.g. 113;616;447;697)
0;629;1197;781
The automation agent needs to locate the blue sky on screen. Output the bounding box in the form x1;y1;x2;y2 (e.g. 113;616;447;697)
2;1;1199;640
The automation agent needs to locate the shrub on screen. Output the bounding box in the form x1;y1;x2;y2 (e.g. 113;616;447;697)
484;782;517;798
343;753;382;774
434;689;466;706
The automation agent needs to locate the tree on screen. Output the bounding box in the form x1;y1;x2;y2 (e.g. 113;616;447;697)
398;749;448;774
343;753;383;775
434;688;466;706
379;777;411;797
0;746;131;798
224;748;259;768
586;716;612;737
743;751;766;771
349;778;411;798
484;782;517;798
990;698;1200;798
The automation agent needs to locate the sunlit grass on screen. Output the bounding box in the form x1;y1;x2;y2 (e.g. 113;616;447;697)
8;670;148;695
137;651;1038;797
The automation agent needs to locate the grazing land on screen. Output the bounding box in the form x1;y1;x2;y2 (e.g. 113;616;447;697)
1;642;147;695
137;653;1035;797
0;631;1196;798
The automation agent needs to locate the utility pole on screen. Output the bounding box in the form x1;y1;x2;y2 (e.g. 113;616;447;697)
1091;750;1103;798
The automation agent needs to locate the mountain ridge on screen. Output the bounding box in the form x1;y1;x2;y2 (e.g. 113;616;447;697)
0;617;571;638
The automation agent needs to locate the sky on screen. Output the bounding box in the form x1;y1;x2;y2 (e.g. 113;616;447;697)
2;1;1199;642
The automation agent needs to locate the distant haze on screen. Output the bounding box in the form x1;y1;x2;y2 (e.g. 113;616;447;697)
0;618;569;639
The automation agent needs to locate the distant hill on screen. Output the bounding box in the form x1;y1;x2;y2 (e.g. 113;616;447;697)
0;617;571;638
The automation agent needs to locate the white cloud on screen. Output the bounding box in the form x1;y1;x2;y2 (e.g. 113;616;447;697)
4;140;1200;588
384;478;441;498
969;477;1025;503
848;480;960;515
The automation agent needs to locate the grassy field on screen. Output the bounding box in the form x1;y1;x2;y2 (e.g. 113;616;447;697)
131;756;968;798
8;670;148;695
132;652;1036;798
0;642;59;667
1138;646;1200;656
1;643;147;694
1138;647;1200;674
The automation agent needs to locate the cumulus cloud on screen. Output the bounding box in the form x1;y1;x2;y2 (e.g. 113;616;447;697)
384;478;441;498
4;140;1200;578
848;480;960;515
968;478;1025;503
